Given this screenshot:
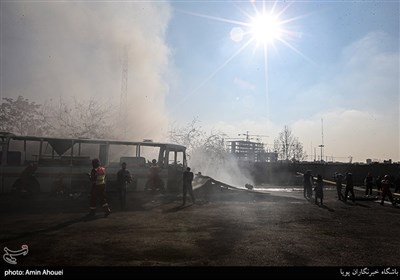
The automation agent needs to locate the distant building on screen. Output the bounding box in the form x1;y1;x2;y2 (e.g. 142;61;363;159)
228;140;277;162
260;152;278;163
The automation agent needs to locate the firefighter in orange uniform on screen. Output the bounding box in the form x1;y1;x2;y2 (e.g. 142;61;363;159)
380;175;396;207
145;159;165;194
88;158;111;217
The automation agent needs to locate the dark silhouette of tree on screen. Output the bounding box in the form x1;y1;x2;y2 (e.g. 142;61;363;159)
273;125;306;161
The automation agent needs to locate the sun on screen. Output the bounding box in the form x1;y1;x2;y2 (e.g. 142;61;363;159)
250;13;283;45
174;1;309;114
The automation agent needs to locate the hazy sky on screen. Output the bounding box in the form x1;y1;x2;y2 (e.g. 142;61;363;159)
1;1;399;162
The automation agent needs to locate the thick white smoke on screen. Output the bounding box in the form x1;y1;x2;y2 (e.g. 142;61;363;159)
1;2;172;141
190;148;254;188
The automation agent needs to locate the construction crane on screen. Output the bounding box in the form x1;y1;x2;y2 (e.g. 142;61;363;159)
224;137;246;141
238;131;269;142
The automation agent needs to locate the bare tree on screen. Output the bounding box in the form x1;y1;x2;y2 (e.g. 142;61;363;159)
169;119;254;186
292;140;306;162
273;125;306;161
44;96;116;139
0;96;49;136
169;118;206;160
169;118;227;162
202;134;227;157
1;95;117;139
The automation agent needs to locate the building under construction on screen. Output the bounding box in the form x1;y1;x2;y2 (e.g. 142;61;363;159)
228;140;278;163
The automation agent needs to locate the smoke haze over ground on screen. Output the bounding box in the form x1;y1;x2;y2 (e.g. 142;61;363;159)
190;148;254;188
1;2;172;141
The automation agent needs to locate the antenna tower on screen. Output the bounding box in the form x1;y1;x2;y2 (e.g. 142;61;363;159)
119;46;129;137
318;118;324;162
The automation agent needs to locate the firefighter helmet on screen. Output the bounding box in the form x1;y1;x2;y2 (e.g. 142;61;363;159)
92;158;100;167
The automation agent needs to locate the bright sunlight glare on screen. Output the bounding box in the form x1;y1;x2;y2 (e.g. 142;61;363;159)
176;1;309;117
250;13;282;44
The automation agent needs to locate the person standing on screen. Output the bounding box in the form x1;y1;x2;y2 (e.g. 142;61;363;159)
145;159;165;194
375;175;382;196
303;170;313;199
88;158;111;217
365;172;373;196
314;174;324;206
344;172;355;203
13;162;40;194
394;175;400;193
380;175;396;206
334;172;344;200
182;167;195;205
117;162;133;210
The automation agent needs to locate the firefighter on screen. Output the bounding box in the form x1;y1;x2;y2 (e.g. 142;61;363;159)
145;159;165;194
182;167;195;205
380;175;396;206
88;158;111;217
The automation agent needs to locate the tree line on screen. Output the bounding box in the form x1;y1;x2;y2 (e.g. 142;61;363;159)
0;96;115;139
1;96;306;161
169;119;307;162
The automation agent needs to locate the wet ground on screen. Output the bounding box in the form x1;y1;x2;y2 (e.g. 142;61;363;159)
0;184;399;269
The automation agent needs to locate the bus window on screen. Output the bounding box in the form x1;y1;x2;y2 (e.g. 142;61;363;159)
99;144;109;165
0;151;22;166
176;151;184;167
78;143;101;162
168;151;184;167
120;156;146;168
9;138;40;164
140;146;162;167
109;144;137;164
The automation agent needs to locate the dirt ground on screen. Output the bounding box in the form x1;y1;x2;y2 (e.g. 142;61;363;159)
1;184;399;270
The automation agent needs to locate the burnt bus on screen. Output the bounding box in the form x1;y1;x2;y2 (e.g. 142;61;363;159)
0;132;187;194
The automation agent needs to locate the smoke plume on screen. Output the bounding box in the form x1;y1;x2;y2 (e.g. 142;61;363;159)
1;2;172;141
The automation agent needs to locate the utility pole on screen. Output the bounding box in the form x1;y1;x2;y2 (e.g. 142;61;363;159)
318;118;324;163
